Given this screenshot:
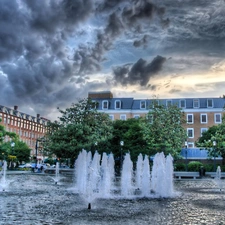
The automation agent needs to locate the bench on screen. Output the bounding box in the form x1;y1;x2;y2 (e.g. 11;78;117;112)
205;172;225;179
44;168;74;176
174;172;200;180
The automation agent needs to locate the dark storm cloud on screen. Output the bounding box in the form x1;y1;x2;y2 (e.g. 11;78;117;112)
74;0;167;74
0;0;94;117
133;35;150;48
113;55;166;86
1;0;224;119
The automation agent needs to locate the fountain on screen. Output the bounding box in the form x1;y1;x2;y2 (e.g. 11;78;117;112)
214;166;223;191
54;162;60;184
0;154;225;224
74;149;176;208
0;161;7;191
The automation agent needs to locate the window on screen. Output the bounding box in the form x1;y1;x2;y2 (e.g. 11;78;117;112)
187;142;194;148
200;114;207;123
187;114;194;124
133;115;140;119
179;99;186;108
201;128;208;136
193;99;199;108
102;100;108;110
4;116;6;124
140;101;146;109
166;100;172;107
115;100;121;109
215;113;221;123
109;115;114;121
207;99;213;108
187;128;194;138
120;114;126;120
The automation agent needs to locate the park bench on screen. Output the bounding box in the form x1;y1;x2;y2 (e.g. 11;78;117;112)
174;171;200;180
44;168;74;176
205;172;225;179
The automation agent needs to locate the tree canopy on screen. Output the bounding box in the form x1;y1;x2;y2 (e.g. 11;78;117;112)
44;98;113;163
0;119;31;162
44;98;187;164
141;102;187;159
197;115;225;164
109;118;148;162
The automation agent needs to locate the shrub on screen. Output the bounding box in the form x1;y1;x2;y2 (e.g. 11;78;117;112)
220;165;225;172
188;161;203;171
202;164;212;172
174;163;186;171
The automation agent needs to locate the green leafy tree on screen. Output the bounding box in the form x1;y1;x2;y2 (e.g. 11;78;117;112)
0;119;17;160
142;102;187;159
44;98;113;163
0;119;31;162
197;116;225;165
110;118;148;163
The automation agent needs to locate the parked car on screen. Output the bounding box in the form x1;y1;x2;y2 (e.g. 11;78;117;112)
50;164;70;169
18;163;32;168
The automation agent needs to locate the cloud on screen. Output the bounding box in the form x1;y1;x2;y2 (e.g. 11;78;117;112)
0;0;225;120
113;55;166;86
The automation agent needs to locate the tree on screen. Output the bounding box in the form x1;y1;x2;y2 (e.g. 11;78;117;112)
109;118;148;163
44;98;113;163
142;102;187;159
197;117;225;165
0;119;31;162
0;119;17;161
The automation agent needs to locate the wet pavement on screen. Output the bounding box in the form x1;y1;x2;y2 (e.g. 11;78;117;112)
0;173;225;225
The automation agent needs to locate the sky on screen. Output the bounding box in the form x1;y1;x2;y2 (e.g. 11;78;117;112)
1;0;225;120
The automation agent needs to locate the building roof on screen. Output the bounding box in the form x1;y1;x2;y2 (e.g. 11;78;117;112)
0;104;49;124
90;96;225;111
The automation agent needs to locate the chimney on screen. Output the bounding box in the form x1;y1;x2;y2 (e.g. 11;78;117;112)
37;114;40;118
14;105;18;111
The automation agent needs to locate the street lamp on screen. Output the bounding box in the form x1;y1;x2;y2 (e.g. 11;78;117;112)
120;141;124;170
2;153;5;161
185;141;188;171
213;141;216;172
11;142;15;155
95;142;98;150
10;142;15;169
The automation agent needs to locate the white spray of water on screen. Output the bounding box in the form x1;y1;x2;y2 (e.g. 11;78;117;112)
74;150;175;201
0;161;7;191
121;153;134;197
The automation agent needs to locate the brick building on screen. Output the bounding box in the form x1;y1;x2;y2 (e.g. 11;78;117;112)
0;105;49;161
88;91;225;148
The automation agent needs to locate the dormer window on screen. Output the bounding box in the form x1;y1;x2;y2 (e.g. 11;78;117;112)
193;99;199;108
207;99;213;108
102;100;108;110
140;100;146;109
115;100;121;109
179;99;186;108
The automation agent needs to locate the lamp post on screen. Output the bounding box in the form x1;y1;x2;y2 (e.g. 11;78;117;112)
95;142;98;152
11;142;15;155
35;139;39;168
213;141;216;172
185;141;188;171
2;153;5;161
10;142;15;169
120;141;124;171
